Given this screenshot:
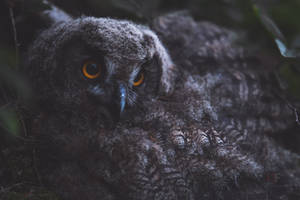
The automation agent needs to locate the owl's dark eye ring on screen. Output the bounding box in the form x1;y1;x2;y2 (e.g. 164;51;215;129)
133;71;144;86
82;61;101;79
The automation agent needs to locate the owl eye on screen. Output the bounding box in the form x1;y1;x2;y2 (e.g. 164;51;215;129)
133;71;144;86
82;61;101;79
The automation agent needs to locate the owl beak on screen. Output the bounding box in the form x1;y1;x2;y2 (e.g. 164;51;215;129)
119;83;127;115
88;83;126;124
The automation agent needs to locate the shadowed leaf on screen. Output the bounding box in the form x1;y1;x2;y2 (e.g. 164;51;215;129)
253;4;300;58
0;107;20;136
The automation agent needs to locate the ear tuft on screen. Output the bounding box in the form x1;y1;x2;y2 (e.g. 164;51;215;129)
41;0;73;25
142;29;177;97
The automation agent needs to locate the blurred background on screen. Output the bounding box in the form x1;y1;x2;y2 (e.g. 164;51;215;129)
0;0;300;199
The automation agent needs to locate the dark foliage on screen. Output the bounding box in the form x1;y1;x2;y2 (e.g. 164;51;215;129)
0;0;300;199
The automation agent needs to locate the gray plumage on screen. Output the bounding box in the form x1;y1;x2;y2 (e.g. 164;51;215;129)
24;8;300;200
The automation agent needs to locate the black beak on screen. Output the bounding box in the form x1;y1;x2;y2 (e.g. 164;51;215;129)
119;83;127;115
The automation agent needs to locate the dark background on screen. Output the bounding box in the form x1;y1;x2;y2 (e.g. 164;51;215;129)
0;0;299;199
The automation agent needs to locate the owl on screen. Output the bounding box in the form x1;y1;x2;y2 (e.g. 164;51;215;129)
24;3;300;200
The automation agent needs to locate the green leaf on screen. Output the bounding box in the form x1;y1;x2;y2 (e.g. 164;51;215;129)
275;39;299;58
253;4;285;41
0;107;20;136
253;4;300;58
0;65;32;101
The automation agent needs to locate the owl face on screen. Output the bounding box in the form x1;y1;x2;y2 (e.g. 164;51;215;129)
59;39;161;122
27;17;175;124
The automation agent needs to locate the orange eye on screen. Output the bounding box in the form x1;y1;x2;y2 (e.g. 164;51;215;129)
82;61;101;79
133;71;144;86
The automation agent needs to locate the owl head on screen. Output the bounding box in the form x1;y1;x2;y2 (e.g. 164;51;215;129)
25;12;176;124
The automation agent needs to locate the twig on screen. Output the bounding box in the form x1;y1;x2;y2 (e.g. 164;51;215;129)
0;86;9;103
273;90;300;127
296;110;300;125
284;99;300;126
8;4;19;69
15;105;28;137
288;105;300;126
32;148;43;186
19;114;28;137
